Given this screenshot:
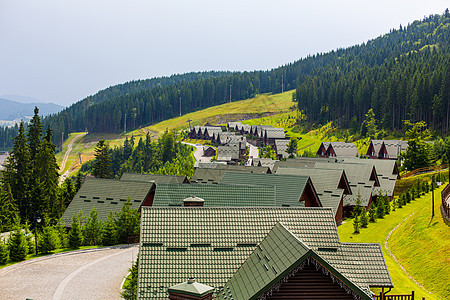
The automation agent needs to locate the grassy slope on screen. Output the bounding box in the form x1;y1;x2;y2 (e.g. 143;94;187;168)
338;184;448;299
56;91;296;176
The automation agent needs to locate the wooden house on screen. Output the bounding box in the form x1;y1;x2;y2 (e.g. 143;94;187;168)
203;146;216;157
366;140;408;160
274;139;290;159
326;142;358;158
263;128;286;146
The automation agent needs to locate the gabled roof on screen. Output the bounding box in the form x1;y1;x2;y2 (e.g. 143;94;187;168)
218;223;374;300
275;167;349;214
264;128;286;139
274;139;290;157
191;168;227;184
220;171;317;207
120;173;188;184
252;158;278;171
217;145;240;161
369;140;408;159
339;158;398;197
137;207;341;299
153;183;276;207
137;207;391;299
327;142;359;157
61;177;154;224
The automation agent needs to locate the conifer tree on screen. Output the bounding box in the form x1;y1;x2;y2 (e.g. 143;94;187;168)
115;198;140;244
353;216;360;233
68;213;83;249
101;212;117;246
83;207;102;246
38;225;60;254
75;172;84;192
60;177;76;212
27;107;43;163
92;140;112;178
0;238;9;264
3;122;31;222
0;182;19;232
368;203;376;222
360;211;369;228
35;125;60;221
8;225;28;261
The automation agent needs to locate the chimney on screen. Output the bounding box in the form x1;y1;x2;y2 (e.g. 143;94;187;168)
168;278;214;300
183;195;204;207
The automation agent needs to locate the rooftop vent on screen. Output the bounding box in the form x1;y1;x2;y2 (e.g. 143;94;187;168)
183;195;204;207
168;277;215;300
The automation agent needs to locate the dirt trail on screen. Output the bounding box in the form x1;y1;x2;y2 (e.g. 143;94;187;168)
59;133;86;184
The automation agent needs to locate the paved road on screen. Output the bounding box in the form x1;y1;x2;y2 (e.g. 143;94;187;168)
182;141;212;162
0;244;138;300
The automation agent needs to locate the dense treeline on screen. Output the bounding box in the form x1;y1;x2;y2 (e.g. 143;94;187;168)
81;131;195;179
0;125;19;151
296;12;450;133
4;10;442;149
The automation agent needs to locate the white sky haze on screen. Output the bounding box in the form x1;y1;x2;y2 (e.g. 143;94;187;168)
0;0;448;106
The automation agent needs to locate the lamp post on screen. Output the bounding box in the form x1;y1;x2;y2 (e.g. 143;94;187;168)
34;211;41;256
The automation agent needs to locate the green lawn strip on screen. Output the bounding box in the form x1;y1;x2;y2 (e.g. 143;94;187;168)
0;245;104;270
337;186;446;300
389;187;450;299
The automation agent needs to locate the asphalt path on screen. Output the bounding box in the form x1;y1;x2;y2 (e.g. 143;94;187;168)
0;244;138;300
182;141;212;162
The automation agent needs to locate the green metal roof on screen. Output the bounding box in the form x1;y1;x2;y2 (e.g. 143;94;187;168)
120;173;188;184
191;168;228;184
220;172;311;207
137;207;340;299
217;223;374;300
137;207;391;299
275;167;347;214
153;183;276;207
61;178;154;224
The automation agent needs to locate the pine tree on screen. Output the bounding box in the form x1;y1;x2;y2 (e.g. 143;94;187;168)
353;216;360;233
8;225;28;261
115;198;140;244
92;140;112;178
286;137;298;159
35;125;60;221
3;122;31;222
38;226;60;254
27;106;43;163
360;211;369;228
60;177;76;212
68;213;83;249
83;207;102;246
376;200;385;219
101;212;117;246
0;238;9;264
0;182;19;232
75;172;84;192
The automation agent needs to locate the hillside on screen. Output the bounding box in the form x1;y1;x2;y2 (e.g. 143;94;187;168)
0;98;63;120
42;11;450;149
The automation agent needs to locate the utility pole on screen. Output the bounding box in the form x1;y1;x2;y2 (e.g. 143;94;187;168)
187;119;192;131
230;85;232;103
281;75;284;93
124;113;127;134
180;97;182;117
432;174;435;217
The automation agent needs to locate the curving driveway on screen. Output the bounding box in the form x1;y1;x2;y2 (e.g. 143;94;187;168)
0;244;138;300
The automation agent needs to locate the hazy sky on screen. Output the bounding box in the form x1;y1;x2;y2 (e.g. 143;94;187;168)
1;0;448;106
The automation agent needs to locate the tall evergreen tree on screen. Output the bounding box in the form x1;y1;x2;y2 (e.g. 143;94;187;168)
83;207;102;246
0;238;9;264
68;213;83;249
27;107;43;163
0;182;19;232
92;140;112;178
8;225;28;261
35;125;60;222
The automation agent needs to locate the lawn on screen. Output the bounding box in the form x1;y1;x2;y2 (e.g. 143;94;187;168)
337;184;448;299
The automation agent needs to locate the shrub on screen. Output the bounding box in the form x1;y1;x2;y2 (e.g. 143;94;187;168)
83;208;102;246
68;213;83;249
121;257;139;300
0;238;9;264
101;212;117;246
38;226;60;254
360;211;369;228
368;204;376;222
406;190;412;203
8;226;28;261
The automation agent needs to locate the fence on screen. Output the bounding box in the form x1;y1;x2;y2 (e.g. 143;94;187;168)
441;183;450;223
374;291;416;300
402;164;448;178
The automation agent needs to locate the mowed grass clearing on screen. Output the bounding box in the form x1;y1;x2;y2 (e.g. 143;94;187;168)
338;184;448;299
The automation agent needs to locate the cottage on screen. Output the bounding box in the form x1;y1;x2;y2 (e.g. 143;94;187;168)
274;139;290;159
326;142;359;158
120;173;188;184
137;207;392;299
203;146;216;157
216;145;240;163
366;140;408;160
276;167;352;224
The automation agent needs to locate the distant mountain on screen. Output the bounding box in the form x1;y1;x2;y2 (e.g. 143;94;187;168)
0;94;44;104
0;98;64;121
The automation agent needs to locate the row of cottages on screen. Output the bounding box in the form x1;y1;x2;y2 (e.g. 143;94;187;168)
189;126;224;140
228;121;251;135
366;140;408;160
317;142;359;158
